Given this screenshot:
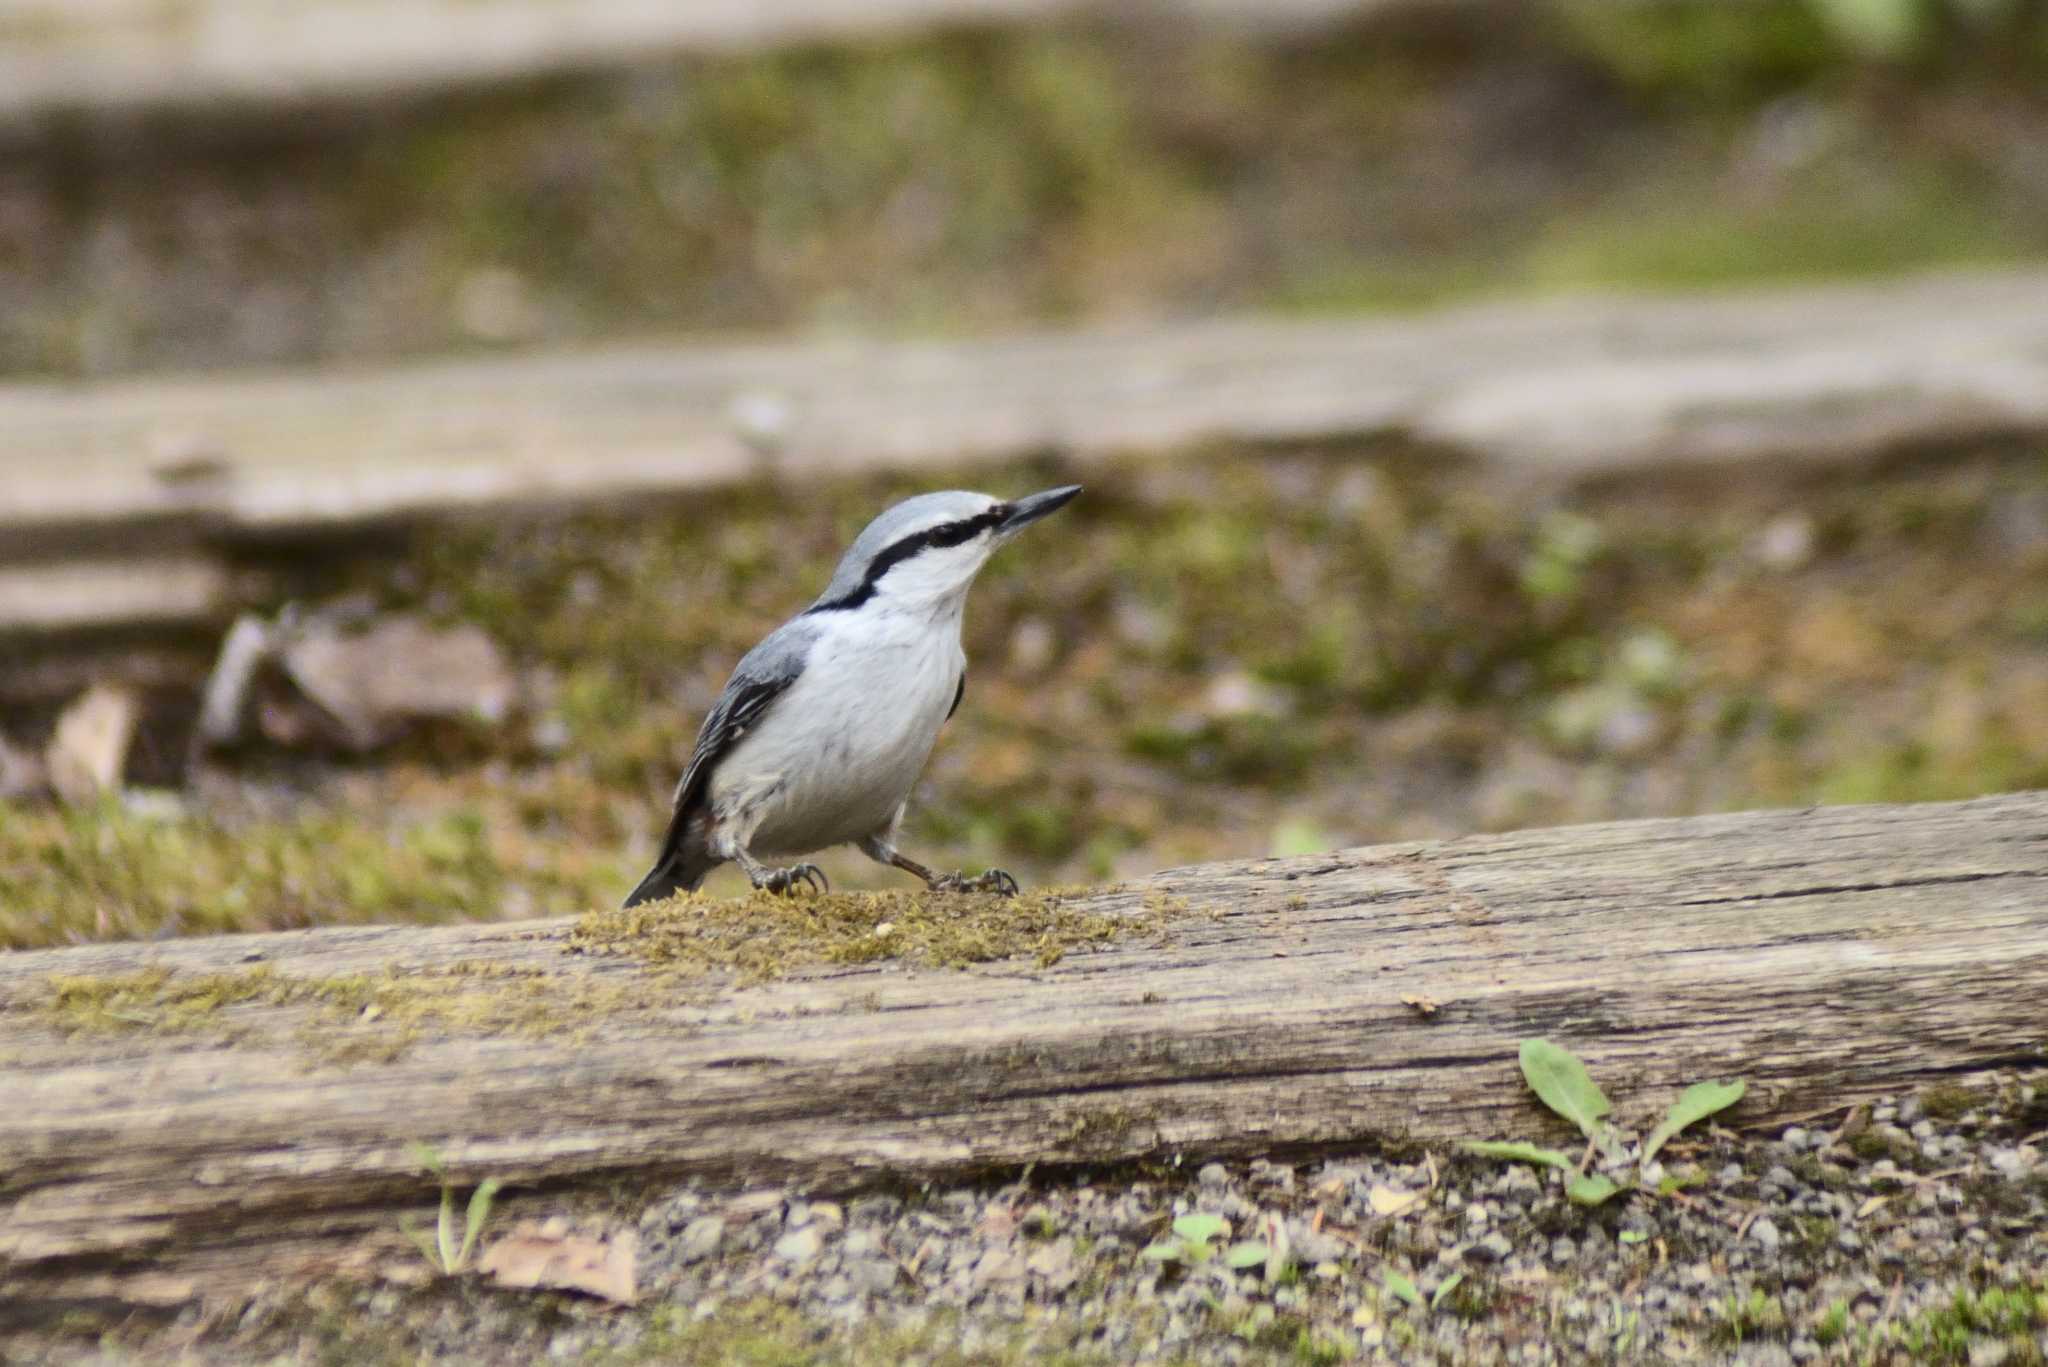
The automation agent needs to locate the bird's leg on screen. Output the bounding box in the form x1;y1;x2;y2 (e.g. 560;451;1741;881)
858;834;1017;898
721;838;827;896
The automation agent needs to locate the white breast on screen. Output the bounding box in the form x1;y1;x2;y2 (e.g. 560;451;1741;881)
712;606;964;856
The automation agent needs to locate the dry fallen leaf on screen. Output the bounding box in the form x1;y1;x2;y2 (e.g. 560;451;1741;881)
478;1223;637;1305
1367;1184;1423;1218
46;683;139;803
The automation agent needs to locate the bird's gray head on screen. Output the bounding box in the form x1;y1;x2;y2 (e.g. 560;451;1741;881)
807;485;1082;615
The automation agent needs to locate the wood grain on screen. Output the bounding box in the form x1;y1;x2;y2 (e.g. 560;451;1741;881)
2;791;2043;1306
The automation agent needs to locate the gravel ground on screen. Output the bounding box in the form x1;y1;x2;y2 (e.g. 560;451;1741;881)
64;1077;2042;1365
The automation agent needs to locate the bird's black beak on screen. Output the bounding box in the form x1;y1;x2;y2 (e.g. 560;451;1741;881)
999;484;1083;533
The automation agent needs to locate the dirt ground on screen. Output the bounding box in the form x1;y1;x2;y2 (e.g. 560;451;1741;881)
17;1079;2046;1365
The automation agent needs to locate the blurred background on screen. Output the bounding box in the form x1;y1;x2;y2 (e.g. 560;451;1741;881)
2;0;2047;946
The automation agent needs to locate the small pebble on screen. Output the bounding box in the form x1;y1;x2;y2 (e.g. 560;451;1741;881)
774;1226;824;1263
1467;1232;1513;1263
679;1216;725;1263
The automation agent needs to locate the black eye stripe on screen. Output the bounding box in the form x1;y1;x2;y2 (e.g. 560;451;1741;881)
926;511;1002;549
806;507;1006;613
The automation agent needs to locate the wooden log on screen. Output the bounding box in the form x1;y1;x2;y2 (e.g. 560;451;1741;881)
2;792;2044;1307
5;270;2048;642
0;0;1390;122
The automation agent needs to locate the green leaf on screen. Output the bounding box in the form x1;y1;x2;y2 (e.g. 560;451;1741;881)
1383;1271;1424;1308
1431;1272;1466;1311
1619;1230;1648;1245
1462;1140;1576;1170
1518;1039;1612;1141
458;1177;503;1269
1172;1213;1229;1245
408;1140;445;1179
1641;1079;1746;1164
1567;1173;1624;1206
1224;1241;1270;1270
1657;1170;1704;1197
437;1183;461;1271
1141;1241;1184;1262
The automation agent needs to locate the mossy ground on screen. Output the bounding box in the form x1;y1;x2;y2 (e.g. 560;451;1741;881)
6;439;2047;949
4;6;2045;378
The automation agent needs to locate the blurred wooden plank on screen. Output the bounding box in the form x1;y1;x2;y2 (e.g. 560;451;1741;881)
0;0;1375;120
0;557;230;636
7;271;2048;532
5;270;2047;635
2;791;2043;1306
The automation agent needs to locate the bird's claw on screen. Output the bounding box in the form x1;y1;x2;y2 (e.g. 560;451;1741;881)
932;868;1020;897
760;863;828;896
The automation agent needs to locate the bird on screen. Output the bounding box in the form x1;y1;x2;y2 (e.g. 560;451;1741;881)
622;484;1083;908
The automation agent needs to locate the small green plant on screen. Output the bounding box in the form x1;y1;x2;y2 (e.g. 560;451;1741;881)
1141;1213;1269;1271
1228;1303;1277;1342
1889;1286;2048;1361
1463;1039;1745;1206
1383;1269;1424;1309
401;1142;503;1276
1609;1302;1641;1355
1381;1267;1476;1322
1814;1300;1851;1347
1292;1326;1350;1365
1710;1288;1787;1347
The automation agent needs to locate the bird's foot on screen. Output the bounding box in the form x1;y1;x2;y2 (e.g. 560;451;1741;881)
931;868;1019;897
757;863;829;896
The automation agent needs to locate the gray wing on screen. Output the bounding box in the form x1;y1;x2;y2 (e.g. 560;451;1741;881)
667;618;818;818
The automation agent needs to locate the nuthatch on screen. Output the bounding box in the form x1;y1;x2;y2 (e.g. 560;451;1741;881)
624;485;1082;907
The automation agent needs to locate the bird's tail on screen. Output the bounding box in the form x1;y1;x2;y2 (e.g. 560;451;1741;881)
622;850;712;909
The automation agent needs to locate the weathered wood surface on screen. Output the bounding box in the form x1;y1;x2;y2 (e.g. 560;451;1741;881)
2;792;2044;1306
6;270;2048;640
0;0;1377;120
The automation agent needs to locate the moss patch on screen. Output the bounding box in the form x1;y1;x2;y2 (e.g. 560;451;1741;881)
25;885;1187;1056
41;964;286;1038
571;886;1176;983
1920;1084;1988;1121
29;959;699;1063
